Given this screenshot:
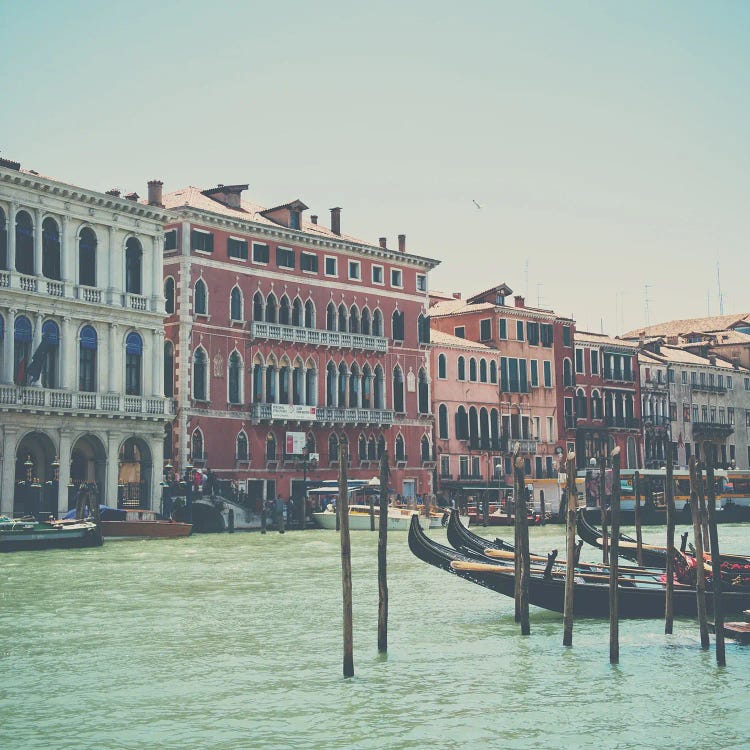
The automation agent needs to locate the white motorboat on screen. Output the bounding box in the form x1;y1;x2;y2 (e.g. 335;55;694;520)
312;504;427;531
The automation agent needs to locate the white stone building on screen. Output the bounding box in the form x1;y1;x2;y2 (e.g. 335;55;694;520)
0;158;171;517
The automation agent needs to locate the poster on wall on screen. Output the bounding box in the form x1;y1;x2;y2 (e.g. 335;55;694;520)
285;431;307;455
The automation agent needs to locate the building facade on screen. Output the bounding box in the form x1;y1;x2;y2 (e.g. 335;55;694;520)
161;183;438;505
0;159;171;517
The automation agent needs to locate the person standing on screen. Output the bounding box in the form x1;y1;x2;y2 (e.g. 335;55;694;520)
274;495;285;534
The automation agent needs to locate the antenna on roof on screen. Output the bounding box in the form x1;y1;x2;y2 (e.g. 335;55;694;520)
524;258;529;297
643;284;652;326
536;283;543;308
717;261;725;315
600;317;604;334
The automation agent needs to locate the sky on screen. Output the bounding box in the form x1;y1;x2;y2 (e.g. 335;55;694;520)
1;0;748;334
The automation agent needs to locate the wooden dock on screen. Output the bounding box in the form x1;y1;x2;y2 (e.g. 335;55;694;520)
710;610;750;644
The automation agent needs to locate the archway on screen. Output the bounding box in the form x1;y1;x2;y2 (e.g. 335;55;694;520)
70;434;107;510
118;437;153;509
14;431;57;517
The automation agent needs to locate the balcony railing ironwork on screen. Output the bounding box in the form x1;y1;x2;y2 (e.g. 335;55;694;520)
250;321;388;353
604;416;641;429
248;402;394;425
603;369;635;383
690;383;727;395
692;420;734;435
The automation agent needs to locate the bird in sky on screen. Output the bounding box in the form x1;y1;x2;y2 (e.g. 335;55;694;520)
472;200;483;209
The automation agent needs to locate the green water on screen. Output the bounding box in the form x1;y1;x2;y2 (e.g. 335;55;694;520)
2;523;750;750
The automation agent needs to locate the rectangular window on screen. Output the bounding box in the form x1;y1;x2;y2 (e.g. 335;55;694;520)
670;402;677;420
440;455;450;477
691;371;697;385
683;404;691;422
516;320;525;341
562;326;571;347
276;247;295;269
498;319;507;339
228;237;248;260
508;358;520;393
719;407;726;424
709;373;715;386
519;359;528;392
459;456;469;477
746;377;750;391
191;229;213;253
416;274;427;292
543;360;552;388
530;359;539;387
480;319;492;341
727;375;733;389
252;242;269;264
693;404;699;422
718;374;724;388
300;252;318;273
540;324;553;347
348;260;361;280
546;416;554;443
728;407;735;425
746;410;750;427
324;256;337;277
668;369;675;383
500;357;508;392
289;211;300;230
527;322;539;346
164;229;178;251
590;350;599;375
681;370;687;384
575;348;584;374
454;326;465;339
372;265;384;284
390;268;402;287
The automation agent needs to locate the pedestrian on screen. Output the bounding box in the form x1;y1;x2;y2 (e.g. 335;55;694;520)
274;495;285;534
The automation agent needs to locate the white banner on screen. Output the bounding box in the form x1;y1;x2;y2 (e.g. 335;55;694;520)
285;431;307;455
270;404;317;420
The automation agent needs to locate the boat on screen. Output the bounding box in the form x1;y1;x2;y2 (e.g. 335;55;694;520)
0;515;102;552
100;509;192;539
313;504;428;531
408;515;750;618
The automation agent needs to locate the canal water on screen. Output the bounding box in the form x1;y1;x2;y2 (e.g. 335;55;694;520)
2;522;750;750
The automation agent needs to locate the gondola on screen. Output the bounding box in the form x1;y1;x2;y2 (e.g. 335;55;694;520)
409;515;750;618
446;507;519;557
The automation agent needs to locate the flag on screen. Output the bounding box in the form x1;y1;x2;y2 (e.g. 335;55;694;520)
25;339;50;384
14;355;26;386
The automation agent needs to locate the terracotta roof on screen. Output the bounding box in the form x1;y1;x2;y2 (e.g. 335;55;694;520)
427;299;497;317
622;313;750;339
575;331;638;349
430;329;492;350
645;345;740;370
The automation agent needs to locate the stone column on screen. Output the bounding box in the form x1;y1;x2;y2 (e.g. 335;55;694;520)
149;432;164;512
180;221;191;257
153;330;164;397
107;323;119;392
32;313;43;381
60;215;70;285
260;365;267;403
0;427;18;515
106;226;116;304
57;429;72;516
33;208;43;276
273;368;280;404
59;316;72;389
2;307;15;383
7;202;17;271
151;234;163;313
105;431;121;507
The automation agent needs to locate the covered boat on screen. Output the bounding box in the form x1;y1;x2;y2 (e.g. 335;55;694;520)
0;516;102;552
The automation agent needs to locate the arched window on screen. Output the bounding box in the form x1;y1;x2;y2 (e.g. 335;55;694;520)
15;210;33;275
326;302;337;331
40;320;60;388
78;227;97;287
191;430;204;460
326;361;337;406
349;305;360;334
253;291;264;321
479;359;488;383
393;366;404;412
361;363;372;408
438;353;447;379
392;310;404;341
563;358;573;387
591;389;602;420
469;406;479;449
279;295;291;325
278;359;291;404
374;364;385;409
421;435;431;461
228;351;242;404
372;309;384;337
338;361;348;407
292;360;304;405
266;432;277;461
304;299;315;328
490;360;498;384
0;207;7;270
349;362;360;407
338;304;347;332
395;434;406;462
361;307;371;336
490;408;500;449
457;356;466;381
418;367;429;414
418;313;430;344
455;405;468;440
575;388;587;419
266;358;278;402
377;434;386;459
252;356;264;403
358;433;367;461
438;404;449;439
42;217;61;280
265;294;277;323
79;325;97;392
125;332;143;395
469;358;477;382
125;237;142;294
479;407;490;449
367;435;377;461
230;287;243;321
194;279;207;316
328;433;340;464
164;278;175;314
292;297;303;327
306;432;316;454
193;348;207;401
236;432;249;461
164;341;174;397
305;359;317;405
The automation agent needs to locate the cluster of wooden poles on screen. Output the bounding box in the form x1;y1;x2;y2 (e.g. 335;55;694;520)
513;440;726;666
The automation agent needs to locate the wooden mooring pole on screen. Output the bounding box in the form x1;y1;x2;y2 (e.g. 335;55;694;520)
633;470;643;567
688;456;710;650
563;451;577;647
339;443;354;677
705;444;726;666
513;446;521;622
609;448;621;664
377;451;389;653
697;464;710;554
598;454;608;564
514;456;530;635
664;434;675;634
539;489;546;526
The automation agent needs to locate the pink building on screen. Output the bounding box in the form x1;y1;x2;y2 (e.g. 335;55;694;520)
158;182;439;505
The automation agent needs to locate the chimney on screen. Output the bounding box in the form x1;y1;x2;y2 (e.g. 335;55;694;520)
709;355;717;366
0;156;21;171
310;215;318;225
106;188;121;197
330;207;341;235
514;295;525;308
201;184;248;210
147;179;164;207
124;192;139;201
452;292;462;300
398;234;406;253
379;237;387;249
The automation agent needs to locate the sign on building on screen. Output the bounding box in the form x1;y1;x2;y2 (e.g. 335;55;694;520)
270;404;317;420
285;431;307;455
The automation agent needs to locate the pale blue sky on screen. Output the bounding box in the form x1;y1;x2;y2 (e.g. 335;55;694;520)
2;1;748;333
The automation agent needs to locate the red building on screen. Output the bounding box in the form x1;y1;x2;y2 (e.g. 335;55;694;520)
158;182;439;505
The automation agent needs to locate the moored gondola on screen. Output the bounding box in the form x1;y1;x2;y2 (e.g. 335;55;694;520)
409;515;750;618
446;507;518;557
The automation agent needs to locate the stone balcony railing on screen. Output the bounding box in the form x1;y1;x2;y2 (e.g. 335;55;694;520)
250;321;388;353
248;402;394;425
0;385;175;418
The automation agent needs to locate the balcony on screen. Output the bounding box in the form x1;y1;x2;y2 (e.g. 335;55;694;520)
250;321;388;353
0;385;174;419
691;383;727;395
643;415;671;427
604;416;641;430
248;402;394;425
511;439;539;454
603;369;635;383
692;420;734;437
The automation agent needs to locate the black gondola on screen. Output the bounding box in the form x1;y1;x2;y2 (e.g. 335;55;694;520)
409;515;750;618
